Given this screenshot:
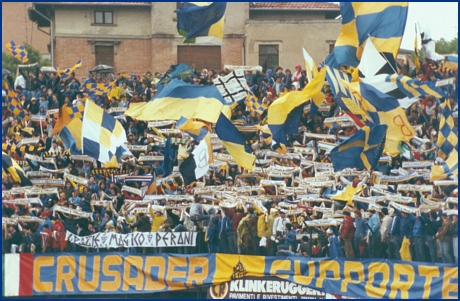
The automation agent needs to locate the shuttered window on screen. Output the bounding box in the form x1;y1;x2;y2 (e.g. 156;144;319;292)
95;46;114;66
177;46;221;72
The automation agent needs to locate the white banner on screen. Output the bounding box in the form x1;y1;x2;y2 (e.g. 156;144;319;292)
65;230;197;248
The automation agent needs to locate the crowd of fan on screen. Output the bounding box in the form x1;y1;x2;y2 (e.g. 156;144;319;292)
1;60;458;265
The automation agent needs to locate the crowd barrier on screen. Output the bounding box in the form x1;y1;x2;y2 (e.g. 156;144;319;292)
2;253;457;299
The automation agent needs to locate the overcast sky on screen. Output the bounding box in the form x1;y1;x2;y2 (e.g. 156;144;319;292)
400;2;458;50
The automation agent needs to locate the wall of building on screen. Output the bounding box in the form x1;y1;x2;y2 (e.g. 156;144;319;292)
54;6;151;38
245;19;341;71
249;10;329;21
2;2;49;56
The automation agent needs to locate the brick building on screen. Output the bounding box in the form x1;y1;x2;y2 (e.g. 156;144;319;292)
27;2;341;78
2;2;49;57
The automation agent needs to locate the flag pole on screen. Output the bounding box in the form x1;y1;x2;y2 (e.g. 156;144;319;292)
367;34;398;74
187;43;195;66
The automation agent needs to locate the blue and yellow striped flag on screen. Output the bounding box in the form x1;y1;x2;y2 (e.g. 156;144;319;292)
438;100;458;160
343;80;415;156
430;149;458;182
330;124;387;171
385;74;446;99
57;60;82;79
5;41;28;63
67;103;85;120
326;2;408;68
4;84;30;121
175;2;227;44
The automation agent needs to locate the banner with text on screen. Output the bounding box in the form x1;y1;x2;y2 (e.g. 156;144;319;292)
65;231;197;248
2;254;457;298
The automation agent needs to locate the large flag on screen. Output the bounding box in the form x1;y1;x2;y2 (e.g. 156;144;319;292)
175;2;227;44
268;67;325;144
215;113;255;170
81;100;131;167
158;63;194;85
125;79;225;124
2;152;32;186
357;38;393;78
384;74;447;99
213;69;250;105
179;139;210;185
244;91;267;118
85;81;115;98
438;100;458;160
343;81;415;156
59;118;84;156
326;2;408;68
57;60;82;80
5;41;28;63
430;149;458;182
4;84;30;122
51;102;85;136
330;125;387;172
302;47;319;83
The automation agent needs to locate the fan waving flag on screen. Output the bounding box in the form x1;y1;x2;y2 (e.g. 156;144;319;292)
330;125;387;171
57;60;82;80
2;152;32;186
5;41;28;63
438;100;458;160
175;2;227;44
158;63;194;85
215;113;255;170
213;69;250;105
179;139;210;185
4;84;30;122
326;2;408;68
85;81;115;98
343;80;415;156
81;100;131;167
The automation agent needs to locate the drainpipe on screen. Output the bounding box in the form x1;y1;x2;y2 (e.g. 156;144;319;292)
30;6;54;66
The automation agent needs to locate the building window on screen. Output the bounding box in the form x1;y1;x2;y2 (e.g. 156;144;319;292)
94;11;113;24
259;45;279;72
329;43;335;54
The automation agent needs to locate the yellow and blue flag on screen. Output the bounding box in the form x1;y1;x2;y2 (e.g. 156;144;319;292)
2;152;32;186
215;113;255;170
175;2;226;44
330;124;387;171
4;84;30;122
442;55;458;72
438;100;458;160
343;80;415;156
268;67;325;144
176;116;208;142
302;47;319;83
5;41;28;63
384;74;447;99
326;2;408;68
81;100;131;167
125;79;225;124
59;117;84;156
430;149;458;182
57;60;82;80
325;66;368;124
414;25;421;74
67;104;85;120
158;64;194;85
85;81;115;98
244;91;267;117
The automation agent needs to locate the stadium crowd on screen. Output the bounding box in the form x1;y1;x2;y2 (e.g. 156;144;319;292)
1;56;458;265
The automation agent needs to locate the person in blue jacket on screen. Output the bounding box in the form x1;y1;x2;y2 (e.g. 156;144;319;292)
327;227;341;258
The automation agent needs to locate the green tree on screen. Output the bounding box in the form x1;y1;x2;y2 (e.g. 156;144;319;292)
435;36;458;55
2;43;51;77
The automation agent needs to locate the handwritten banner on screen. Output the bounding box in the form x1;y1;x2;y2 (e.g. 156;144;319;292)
65;231;197;248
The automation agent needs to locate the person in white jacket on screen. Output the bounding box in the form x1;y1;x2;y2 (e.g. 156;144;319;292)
273;210;290;243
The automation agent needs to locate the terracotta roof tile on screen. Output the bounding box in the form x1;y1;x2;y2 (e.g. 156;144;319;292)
36;2;151;6
250;2;340;11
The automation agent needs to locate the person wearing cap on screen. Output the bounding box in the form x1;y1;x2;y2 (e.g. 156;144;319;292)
326;227;341;258
436;213;454;263
394;208;415;260
225;176;234;187
366;208;381;258
340;211;355;258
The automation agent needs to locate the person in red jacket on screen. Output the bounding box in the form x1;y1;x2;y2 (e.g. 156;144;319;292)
41;224;53;253
52;219;67;252
340;210;356;258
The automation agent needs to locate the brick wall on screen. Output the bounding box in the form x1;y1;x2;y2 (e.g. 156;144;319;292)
2;2;49;54
222;38;244;68
54;37;94;81
115;39;151;76
151;38;177;74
